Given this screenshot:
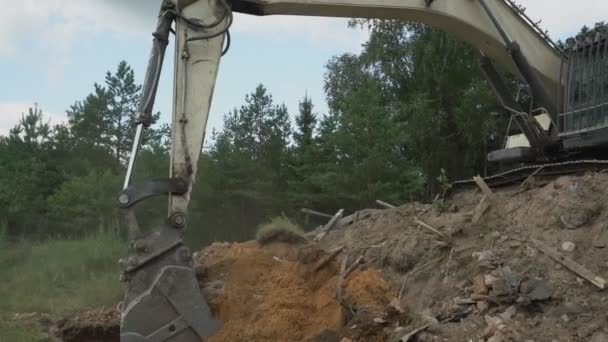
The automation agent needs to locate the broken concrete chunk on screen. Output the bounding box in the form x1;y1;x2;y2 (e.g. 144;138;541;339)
593;228;608;249
373;317;388;324
473;274;488;295
484;315;504;328
498;266;522;291
561;241;576;252
519;279;553;302
473;250;498;269
499;305;517;321
489;278;511;297
477;301;490;313
484;274;500;288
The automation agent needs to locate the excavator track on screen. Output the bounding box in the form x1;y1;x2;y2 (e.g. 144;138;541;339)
452;159;608;189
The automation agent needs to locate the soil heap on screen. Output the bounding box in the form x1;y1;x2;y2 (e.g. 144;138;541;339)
52;173;608;341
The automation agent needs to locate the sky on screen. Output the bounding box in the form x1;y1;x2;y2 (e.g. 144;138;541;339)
1;0;607;137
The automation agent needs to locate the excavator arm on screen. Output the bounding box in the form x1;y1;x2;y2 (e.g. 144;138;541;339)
118;0;565;340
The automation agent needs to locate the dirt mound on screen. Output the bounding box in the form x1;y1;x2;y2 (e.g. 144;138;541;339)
196;240;402;342
320;173;608;341
52;241;403;342
52;173;608;341
50;308;119;342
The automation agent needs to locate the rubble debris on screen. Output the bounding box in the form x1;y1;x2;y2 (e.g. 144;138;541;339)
593;227;608;248
473;274;488;295
561;241;576;252
590;332;608;342
56;173;608;342
477;300;490;313
397;323;431;342
518;279;553;304
473;250;499;269
499;305;517;321
532;238;607;290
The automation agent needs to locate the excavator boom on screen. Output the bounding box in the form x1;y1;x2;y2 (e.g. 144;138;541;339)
231;0;563;108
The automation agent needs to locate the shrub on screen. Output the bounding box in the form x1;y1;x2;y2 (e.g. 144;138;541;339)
255;216;306;245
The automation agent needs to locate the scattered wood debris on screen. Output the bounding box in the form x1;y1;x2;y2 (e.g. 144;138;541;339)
532;238;606;290
473;175;494;197
344;255;365;279
398;256;445;299
398;323;432;342
472;194;491;224
414;217;448;241
315;209;345;241
336;255;349;301
314;246;344;272
376;199;396;209
336;209;378;229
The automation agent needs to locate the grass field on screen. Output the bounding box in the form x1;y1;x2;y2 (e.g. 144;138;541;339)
0;231;125;341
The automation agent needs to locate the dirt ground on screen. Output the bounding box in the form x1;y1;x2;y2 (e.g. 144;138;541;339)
51;172;608;341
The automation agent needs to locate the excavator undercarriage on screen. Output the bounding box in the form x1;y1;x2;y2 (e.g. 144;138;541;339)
116;0;608;340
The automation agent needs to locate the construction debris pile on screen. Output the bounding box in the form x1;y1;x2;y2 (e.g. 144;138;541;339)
52;173;608;341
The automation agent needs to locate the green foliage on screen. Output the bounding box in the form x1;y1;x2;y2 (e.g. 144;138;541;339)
436;168;452;195
190;84;294;244
0;23;506;260
255;216;306;245
0;231;124;340
47;170;122;237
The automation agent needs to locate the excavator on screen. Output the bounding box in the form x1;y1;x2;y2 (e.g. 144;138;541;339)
117;0;608;340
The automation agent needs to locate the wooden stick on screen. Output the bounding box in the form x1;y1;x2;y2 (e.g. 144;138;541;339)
344;255;364;279
521;166;544;187
473;176;493;197
336;254;349;301
472;195;490;224
532;238;606;290
414;217;448;240
313;246;344;271
301;208;333;219
398;256;444;299
335;209;377;229
315;209;344;241
376;200;396;209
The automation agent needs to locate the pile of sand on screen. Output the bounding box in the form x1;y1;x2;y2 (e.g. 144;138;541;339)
195;240;400;342
52;240;402;342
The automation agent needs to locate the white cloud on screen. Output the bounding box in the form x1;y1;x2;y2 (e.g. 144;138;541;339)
2;0;606;86
0;103;66;136
0;0;366;83
0;0;155;83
